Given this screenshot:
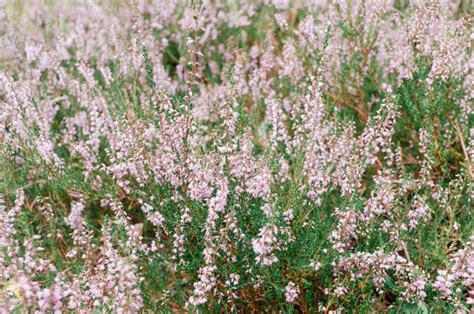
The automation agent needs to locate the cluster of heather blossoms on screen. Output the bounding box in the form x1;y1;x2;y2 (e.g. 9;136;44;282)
0;0;472;312
434;236;474;306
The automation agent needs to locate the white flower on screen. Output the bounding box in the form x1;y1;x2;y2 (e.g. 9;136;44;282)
285;281;299;303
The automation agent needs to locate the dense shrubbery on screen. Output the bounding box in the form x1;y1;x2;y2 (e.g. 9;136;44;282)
0;0;472;312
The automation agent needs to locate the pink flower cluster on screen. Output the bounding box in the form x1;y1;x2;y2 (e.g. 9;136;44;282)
0;0;471;311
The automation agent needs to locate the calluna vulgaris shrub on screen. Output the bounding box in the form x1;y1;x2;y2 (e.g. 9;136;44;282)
0;0;472;312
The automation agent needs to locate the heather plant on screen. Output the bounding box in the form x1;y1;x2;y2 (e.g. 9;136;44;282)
0;0;472;313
